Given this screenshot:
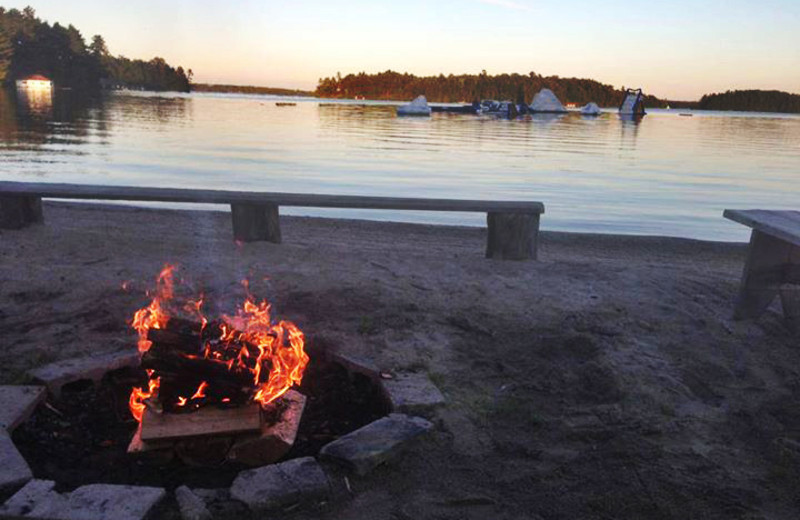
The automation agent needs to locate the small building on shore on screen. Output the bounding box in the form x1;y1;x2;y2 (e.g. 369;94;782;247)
15;75;53;91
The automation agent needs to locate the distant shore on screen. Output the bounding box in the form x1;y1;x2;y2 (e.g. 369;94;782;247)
192;83;315;97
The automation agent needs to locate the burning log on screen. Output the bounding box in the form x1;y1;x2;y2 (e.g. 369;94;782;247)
145;318;219;353
141;344;254;386
147;318;263;362
141;342;255;412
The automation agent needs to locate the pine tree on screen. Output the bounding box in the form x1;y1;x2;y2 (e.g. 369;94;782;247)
0;27;12;83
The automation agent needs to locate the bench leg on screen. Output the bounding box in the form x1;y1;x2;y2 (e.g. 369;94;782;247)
782;286;800;334
733;230;797;320
0;195;43;229
485;212;539;260
230;203;281;243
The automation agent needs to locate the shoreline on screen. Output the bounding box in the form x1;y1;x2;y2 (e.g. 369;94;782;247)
2;201;798;518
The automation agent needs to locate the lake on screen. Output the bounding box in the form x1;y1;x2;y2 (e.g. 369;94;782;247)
2;89;799;242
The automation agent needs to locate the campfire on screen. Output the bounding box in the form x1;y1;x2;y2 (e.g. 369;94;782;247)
127;265;309;465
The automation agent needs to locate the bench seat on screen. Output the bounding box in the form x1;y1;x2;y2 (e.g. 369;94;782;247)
0;181;545;260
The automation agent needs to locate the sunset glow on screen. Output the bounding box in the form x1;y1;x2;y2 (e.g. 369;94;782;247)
6;0;799;100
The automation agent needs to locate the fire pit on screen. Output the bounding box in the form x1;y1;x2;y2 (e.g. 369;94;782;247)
0;265;442;519
126;265;312;466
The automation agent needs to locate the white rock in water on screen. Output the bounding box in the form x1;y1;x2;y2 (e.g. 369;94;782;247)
530;89;567;113
581;102;601;115
397;95;431;116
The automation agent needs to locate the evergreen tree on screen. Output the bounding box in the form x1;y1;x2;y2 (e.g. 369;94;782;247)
0;28;11;82
89;34;108;58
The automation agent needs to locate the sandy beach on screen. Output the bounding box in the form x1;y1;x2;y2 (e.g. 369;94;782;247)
1;201;799;519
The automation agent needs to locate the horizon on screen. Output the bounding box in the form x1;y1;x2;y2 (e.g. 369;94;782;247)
3;1;799;101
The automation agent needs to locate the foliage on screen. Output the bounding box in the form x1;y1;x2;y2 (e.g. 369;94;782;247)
0;6;190;92
0;26;11;82
316;69;666;108
697;90;800;114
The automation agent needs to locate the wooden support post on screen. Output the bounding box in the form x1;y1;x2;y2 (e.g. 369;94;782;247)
230;203;281;243
734;230;798;320
781;286;800;334
0;195;43;229
485;212;539;260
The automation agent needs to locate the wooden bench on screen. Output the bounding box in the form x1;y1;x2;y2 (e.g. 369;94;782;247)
723;209;800;328
0;181;545;260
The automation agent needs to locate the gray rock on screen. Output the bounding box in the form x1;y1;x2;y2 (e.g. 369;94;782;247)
0;479;56;516
0;386;46;432
28;350;139;398
175;486;212;520
1;481;166;520
319;413;433;475
189;488;229;503
190;488;248;519
380;372;445;416
330;351;381;381
0;430;33;494
230;456;329;512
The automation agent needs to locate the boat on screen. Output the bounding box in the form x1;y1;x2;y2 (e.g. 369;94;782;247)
430;102;480;114
479;100;520;118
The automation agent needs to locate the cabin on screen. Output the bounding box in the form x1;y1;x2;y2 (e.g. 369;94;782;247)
15;75;53;91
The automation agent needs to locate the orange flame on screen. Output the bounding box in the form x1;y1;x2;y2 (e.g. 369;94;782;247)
129;377;160;422
127;265;308;422
190;381;209;400
222;297;309;407
131;265;174;353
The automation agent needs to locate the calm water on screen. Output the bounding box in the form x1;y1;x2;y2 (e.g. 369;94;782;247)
2;89;799;242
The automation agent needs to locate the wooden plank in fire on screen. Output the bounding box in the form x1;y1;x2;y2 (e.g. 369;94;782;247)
140;403;262;442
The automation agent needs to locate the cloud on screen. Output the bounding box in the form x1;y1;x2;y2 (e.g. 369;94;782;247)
476;0;533;11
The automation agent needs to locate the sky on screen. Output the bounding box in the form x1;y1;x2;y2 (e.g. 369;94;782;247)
6;0;800;100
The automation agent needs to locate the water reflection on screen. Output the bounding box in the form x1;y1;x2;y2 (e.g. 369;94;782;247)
529;113;566;125
15;88;53;118
618;114;642;148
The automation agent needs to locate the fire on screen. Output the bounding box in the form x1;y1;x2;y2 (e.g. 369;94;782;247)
128;265;308;422
129;375;159;422
131;265;174;353
190;381;208;400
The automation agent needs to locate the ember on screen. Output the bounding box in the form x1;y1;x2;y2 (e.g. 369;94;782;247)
128;265;308;422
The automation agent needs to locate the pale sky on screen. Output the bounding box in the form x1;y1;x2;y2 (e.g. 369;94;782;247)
6;0;800;100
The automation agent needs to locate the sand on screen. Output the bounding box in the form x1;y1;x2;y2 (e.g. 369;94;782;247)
1;201;799;519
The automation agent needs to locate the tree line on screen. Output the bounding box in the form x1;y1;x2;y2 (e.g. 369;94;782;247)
0;6;191;92
192;83;314;97
316;70;665;108
696;90;800;113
